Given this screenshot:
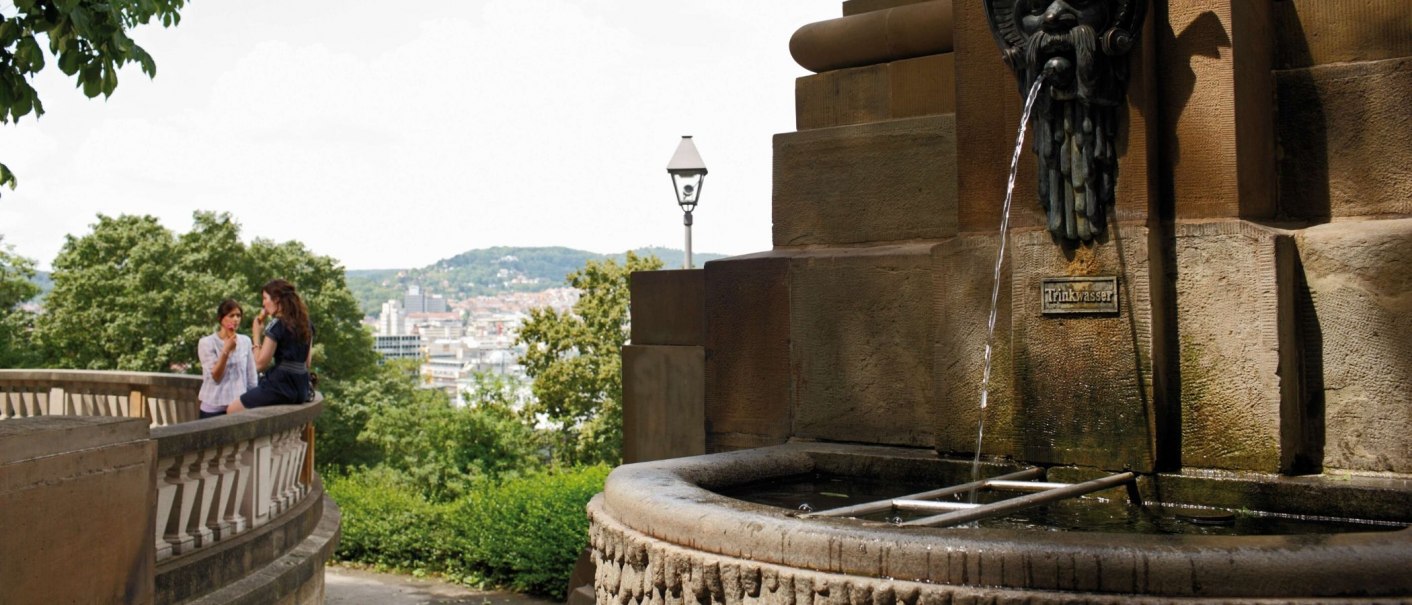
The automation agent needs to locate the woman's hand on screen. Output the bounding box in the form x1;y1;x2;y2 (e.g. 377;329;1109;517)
221;332;237;355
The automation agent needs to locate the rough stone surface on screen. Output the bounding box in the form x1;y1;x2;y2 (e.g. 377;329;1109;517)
1159;0;1278;220
1276;57;1412;221
704;254;792;452
630;270;706;347
1296;219;1412;474
622;345;706;464
1175;221;1297;473
1008;227;1159;472
795;54;955;131
932;233;1015;457
1273;0;1412;69
772;115;956;246
789;244;936;447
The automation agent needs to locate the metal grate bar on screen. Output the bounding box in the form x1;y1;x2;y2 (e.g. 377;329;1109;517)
899;472;1137;528
984;480;1072;492
892;499;981;513
805;467;1044;518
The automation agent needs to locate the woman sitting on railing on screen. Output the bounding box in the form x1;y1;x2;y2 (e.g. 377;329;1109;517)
198;299;259;418
227;279;315;413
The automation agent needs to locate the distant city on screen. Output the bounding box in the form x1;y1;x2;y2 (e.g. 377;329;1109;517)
360;247;727;404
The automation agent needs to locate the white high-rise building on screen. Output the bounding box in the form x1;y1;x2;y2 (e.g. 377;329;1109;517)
378;300;404;336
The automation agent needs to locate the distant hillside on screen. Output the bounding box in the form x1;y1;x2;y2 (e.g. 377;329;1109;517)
347;246;726;316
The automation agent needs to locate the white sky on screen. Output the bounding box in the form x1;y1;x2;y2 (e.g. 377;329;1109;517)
0;1;838;270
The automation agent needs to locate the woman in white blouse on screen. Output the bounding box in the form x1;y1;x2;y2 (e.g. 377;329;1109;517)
197;299;259;418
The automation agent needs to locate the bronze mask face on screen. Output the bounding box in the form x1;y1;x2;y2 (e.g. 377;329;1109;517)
985;0;1145;243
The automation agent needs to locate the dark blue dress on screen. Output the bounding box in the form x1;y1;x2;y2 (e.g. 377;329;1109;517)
239;318;314;407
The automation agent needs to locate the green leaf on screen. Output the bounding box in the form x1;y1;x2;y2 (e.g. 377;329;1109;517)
0;163;16;190
101;65;118;97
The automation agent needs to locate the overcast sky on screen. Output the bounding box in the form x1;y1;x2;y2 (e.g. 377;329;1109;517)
0;1;838;270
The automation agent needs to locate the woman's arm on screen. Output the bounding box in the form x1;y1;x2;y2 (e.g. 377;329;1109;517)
243;336;259;390
254;337;277;371
199;336;229;384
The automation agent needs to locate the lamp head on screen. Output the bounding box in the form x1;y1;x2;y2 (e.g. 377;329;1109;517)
666;136;708;213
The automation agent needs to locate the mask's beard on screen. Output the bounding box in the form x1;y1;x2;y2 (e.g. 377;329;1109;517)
1025;25;1100;101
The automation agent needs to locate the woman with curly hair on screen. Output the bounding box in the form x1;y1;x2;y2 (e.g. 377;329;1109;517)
227;279;315;413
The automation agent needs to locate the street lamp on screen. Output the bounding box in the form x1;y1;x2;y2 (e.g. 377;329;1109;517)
667;135;707;269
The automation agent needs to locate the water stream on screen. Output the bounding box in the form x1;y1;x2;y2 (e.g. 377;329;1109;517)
971;77;1047;497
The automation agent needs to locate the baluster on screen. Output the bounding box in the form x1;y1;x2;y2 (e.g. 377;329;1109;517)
290;427;311;499
154;455;180;561
279;428;302;509
185;448;217;548
206;443;236;541
244;435;274;528
160;453;198;556
226;440;251;533
271;430;295;513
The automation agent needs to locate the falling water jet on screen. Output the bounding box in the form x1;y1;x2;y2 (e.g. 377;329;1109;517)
971;73;1049;500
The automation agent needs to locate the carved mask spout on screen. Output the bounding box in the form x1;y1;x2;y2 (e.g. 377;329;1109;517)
983;0;1146;244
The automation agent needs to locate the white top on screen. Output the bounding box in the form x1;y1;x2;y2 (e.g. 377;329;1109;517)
197;332;258;413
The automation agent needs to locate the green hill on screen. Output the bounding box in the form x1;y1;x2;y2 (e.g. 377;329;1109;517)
346;246;726;316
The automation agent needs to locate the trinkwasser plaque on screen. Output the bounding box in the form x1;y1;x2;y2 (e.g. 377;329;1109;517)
1041;276;1119;315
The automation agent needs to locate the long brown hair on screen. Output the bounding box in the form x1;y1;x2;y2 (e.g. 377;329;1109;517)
262;279;311;342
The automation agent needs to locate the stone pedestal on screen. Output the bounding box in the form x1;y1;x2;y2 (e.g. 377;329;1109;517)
703;254;793;452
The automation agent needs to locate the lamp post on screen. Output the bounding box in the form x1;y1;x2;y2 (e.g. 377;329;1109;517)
667;135;707;269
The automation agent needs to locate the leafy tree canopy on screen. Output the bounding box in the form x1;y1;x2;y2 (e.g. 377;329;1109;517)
35;211;377;381
0;0;187;190
0;235;40;366
516;251;662;466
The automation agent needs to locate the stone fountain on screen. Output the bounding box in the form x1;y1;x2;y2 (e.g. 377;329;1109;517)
597;0;1412;602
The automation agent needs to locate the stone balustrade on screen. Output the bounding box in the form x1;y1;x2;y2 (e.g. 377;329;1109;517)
0;369;203;426
0;369;336;605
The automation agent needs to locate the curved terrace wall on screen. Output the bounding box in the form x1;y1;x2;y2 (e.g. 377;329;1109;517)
0;370;339;605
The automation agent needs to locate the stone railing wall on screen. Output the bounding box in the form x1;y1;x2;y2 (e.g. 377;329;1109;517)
150;402;319;564
0;369;334;605
0;369;203;426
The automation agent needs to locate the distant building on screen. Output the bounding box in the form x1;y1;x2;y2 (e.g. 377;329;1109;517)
373;334;421;362
404;284;447;313
378;300;405;336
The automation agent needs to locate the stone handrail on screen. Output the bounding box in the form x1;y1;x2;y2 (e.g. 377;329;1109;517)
0;369;328;603
150;399;321;563
0;369;203;426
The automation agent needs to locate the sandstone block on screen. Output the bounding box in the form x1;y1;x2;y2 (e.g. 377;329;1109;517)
932;233;1015;457
1175;221;1305;473
795;54;956;131
704;254;792;452
1010;226;1160;471
630;269;706;346
789;244;936;447
1160;0;1278;220
623;345;705;464
1296;218;1412;473
1276;57;1412;220
0;417;155;605
773;115;957;246
1273;0;1412;69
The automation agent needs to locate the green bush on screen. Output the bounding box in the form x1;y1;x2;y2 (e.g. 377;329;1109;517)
325;467;457;571
327;464;611;599
451;464;611;598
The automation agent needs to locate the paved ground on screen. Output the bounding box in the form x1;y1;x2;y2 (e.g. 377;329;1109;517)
325;566;560;605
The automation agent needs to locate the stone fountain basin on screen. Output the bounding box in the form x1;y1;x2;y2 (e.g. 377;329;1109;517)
589;442;1412;603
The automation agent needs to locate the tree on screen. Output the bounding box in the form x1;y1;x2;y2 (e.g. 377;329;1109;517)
0;0;187;190
516;251;662;466
0;235;41;366
35;211;377;382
